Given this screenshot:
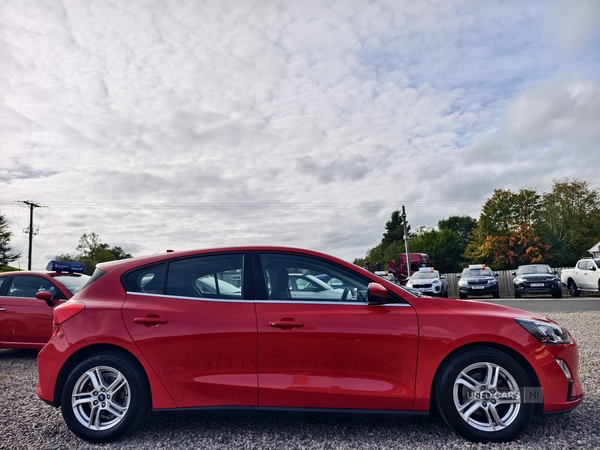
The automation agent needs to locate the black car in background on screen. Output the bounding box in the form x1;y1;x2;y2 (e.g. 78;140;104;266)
512;264;562;298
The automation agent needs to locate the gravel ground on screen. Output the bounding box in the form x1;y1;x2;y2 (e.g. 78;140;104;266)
1;311;599;450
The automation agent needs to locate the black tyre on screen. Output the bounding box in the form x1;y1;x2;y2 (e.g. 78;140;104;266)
514;290;521;299
435;347;534;443
493;290;500;298
60;351;151;443
459;293;467;299
553;290;562;299
568;281;580;297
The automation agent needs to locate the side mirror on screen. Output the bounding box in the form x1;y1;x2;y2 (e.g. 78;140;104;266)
367;282;389;304
440;275;446;280
511;271;516;276
35;290;55;307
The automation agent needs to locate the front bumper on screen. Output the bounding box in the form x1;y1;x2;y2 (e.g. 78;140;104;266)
514;282;562;296
458;285;498;296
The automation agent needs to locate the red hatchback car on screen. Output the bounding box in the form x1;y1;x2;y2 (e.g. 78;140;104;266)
0;261;90;349
37;247;583;443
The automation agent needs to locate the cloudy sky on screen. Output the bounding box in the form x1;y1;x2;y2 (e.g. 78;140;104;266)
1;0;599;270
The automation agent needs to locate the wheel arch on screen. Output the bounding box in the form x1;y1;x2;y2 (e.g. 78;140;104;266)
53;344;150;407
429;342;543;416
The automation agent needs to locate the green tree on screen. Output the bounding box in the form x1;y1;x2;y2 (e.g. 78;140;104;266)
381;210;411;249
537;179;600;266
354;210;413;270
0;212;21;267
56;232;132;275
410;227;464;273
438;215;477;250
464;188;550;269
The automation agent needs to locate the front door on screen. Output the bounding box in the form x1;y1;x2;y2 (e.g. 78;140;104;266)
0;275;66;348
254;252;419;411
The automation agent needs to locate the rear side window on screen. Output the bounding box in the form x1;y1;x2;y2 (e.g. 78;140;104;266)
123;254;244;300
166;254;243;300
124;264;166;294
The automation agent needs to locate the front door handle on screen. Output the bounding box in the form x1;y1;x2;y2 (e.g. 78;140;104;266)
0;307;5;311
133;315;168;326
269;318;304;329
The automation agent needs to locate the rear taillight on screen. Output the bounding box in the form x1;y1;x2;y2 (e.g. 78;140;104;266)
53;302;85;325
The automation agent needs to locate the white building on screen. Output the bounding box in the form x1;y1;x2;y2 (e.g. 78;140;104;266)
588;241;600;259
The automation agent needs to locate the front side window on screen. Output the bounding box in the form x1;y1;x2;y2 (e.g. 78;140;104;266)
7;275;63;299
259;253;369;303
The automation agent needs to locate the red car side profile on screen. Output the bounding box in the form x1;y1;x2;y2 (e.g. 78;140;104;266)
36;247;583;443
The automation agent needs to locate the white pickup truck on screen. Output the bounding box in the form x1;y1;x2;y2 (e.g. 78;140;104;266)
561;258;600;296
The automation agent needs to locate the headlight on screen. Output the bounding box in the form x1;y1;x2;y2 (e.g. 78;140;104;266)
515;318;571;345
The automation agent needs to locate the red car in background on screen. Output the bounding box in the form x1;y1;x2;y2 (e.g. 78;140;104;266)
36;247;583;444
0;261;90;349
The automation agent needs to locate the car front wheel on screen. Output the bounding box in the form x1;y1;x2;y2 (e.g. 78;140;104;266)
60;351;151;443
435;347;534;443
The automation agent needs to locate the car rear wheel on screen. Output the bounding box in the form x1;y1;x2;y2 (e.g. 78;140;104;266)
435;347;534;443
61;351;151;443
568;281;580;297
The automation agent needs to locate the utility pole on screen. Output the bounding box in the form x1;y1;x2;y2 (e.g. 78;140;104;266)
402;205;411;278
17;200;44;270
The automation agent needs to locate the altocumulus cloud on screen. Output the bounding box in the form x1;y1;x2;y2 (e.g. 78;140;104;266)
0;0;598;268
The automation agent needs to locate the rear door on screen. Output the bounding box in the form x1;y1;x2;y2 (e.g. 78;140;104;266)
254;252;419;411
121;252;258;408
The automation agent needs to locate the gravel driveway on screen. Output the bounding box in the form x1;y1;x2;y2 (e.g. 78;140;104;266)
1;311;599;450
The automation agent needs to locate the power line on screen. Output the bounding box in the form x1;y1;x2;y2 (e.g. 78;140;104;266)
1;199;486;211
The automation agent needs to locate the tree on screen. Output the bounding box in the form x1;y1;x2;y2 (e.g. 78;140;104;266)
354;210;413;269
381;210;412;249
409;227;464;273
537;179;600;266
56;232;133;275
438;216;477;250
464;188;551;269
0;212;21;267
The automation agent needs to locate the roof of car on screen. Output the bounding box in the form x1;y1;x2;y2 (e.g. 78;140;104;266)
95;246;356;272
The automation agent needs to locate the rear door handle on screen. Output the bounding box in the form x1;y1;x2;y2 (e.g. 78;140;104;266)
133;315;168;326
269;319;304;328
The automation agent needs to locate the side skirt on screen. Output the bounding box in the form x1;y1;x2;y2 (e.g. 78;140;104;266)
151;406;429;419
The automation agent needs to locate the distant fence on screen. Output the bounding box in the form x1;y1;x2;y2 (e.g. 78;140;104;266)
442;267;585;298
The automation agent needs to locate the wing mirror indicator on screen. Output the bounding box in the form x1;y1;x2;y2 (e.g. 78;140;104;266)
367;282;389;304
